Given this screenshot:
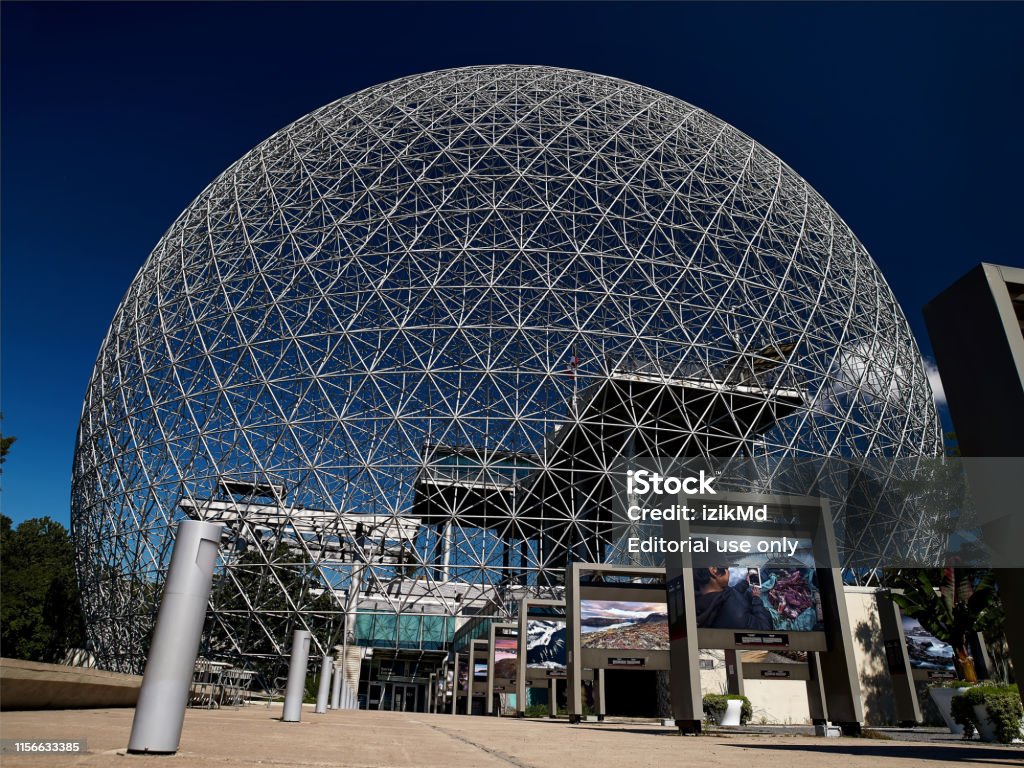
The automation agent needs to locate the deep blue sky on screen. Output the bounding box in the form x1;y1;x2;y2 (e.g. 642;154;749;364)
2;2;1022;527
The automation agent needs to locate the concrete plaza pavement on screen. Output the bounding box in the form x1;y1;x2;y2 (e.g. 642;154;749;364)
2;706;1022;768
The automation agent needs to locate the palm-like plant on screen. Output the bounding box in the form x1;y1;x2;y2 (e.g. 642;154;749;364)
890;568;1001;683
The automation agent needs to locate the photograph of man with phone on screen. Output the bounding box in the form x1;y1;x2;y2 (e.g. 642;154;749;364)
694;566;772;631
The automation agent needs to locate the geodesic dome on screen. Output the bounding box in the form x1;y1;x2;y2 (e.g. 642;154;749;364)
72;65;940;672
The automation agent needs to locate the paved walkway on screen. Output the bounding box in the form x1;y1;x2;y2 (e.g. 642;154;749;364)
2;706;1022;767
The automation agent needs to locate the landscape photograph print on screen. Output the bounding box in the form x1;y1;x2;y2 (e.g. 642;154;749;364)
901;611;955;671
580;600;669;651
493;636;518;680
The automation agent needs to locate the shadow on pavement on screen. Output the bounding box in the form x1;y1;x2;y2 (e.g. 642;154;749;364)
566;726;687;736
723;742;1024;766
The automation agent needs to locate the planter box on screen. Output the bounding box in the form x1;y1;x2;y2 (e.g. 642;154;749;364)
717;699;743;726
972;703;1024;743
0;658;141;710
929;687;969;735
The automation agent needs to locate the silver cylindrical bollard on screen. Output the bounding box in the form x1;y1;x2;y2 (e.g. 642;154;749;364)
330;662;342;709
128;520;224;754
339;661;348;709
282;630;311;722
315;655;332;713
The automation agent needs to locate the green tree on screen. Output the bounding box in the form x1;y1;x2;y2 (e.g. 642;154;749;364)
890;568;1003;683
0;515;85;661
0;413;14;467
206;542;340;685
0;412;15;492
0;434;13;467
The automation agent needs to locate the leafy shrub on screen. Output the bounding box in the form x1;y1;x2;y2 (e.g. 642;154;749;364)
929;679;977;689
951;684;1022;743
702;694;752;725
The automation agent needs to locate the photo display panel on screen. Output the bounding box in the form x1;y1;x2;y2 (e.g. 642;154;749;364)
613;465;841;649
691;535;824;633
488;623;519;714
517;597;590;717
580;599;668;651
471;640;490;697
901;612;954;670
493;634;518;680
900;608;956;680
670;495;836;651
652;492;859;728
526;617;566;673
575;580;671;671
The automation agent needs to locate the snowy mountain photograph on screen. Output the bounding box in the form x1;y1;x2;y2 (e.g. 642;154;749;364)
526;619;566;670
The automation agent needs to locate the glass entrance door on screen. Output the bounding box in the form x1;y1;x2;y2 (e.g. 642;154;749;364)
370;682;390;710
392;684;418;712
371;682;420;712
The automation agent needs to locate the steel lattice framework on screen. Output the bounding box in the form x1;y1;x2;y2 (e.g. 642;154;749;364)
72;66;940;673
